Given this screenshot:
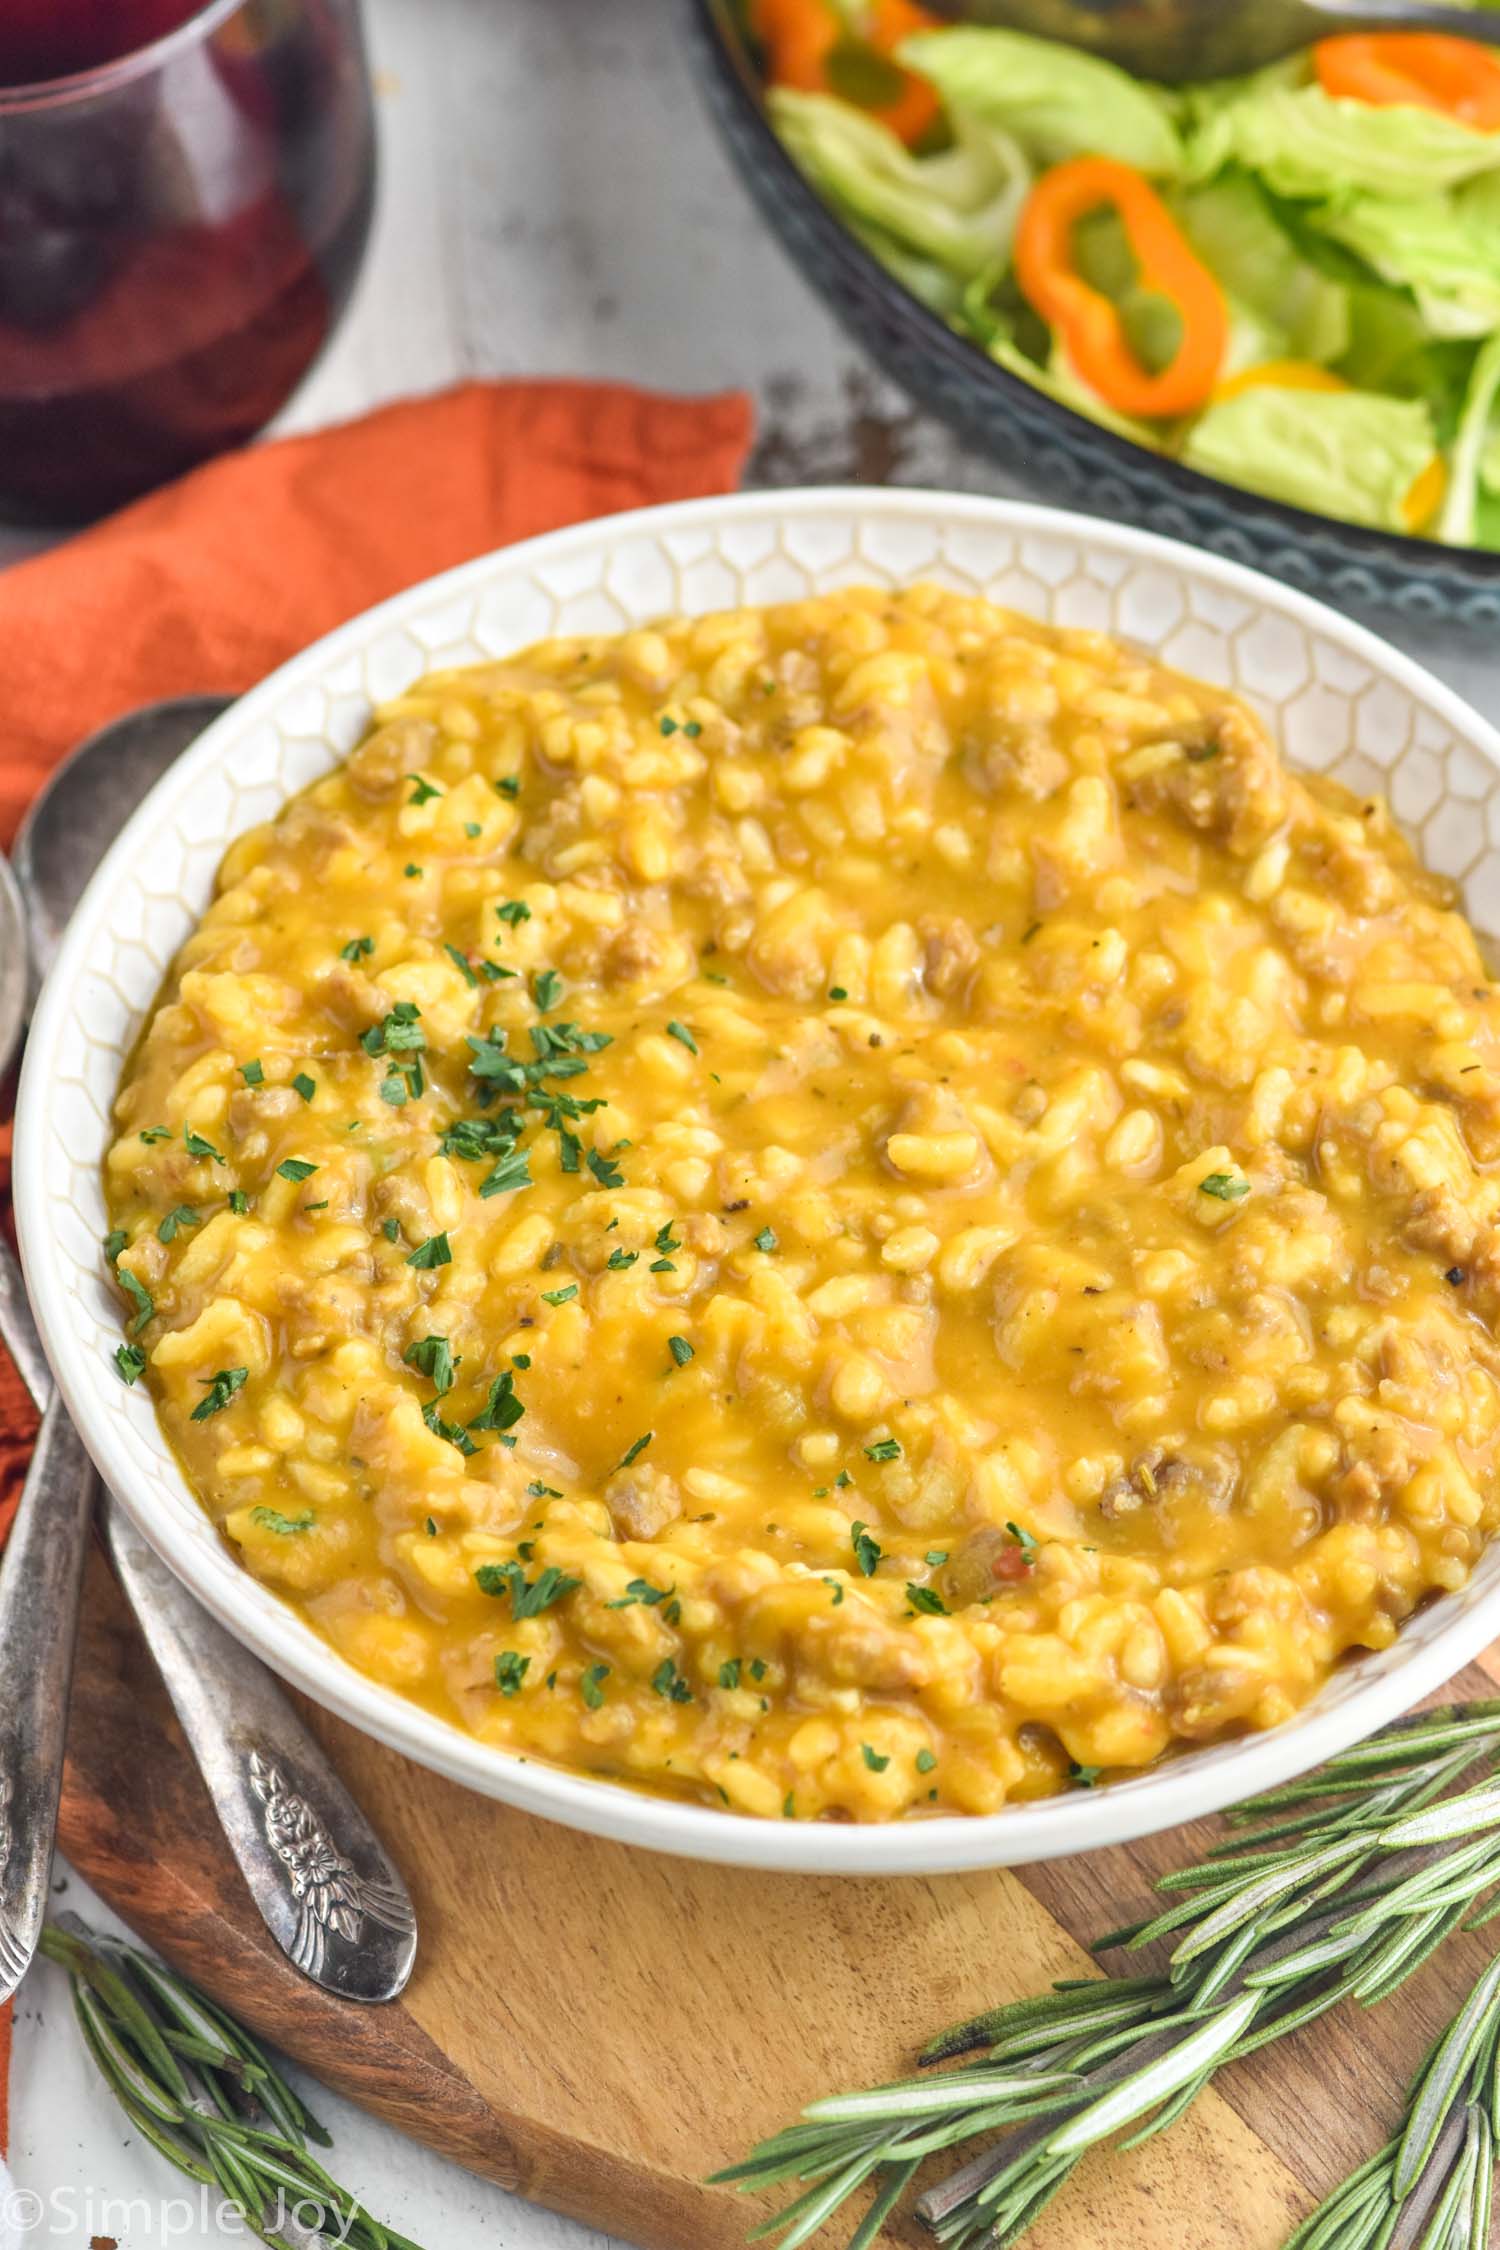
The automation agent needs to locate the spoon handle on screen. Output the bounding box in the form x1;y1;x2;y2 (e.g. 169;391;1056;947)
102;1505;418;2004
0;1240;49;1409
0;1238;416;2001
0;1397;94;2005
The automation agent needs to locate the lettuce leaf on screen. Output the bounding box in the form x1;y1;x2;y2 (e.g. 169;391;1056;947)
1181;385;1435;530
1438;334;1500;543
899;28;1182;176
987;327;1166;448
768;86;1030;284
1206;86;1500;201
1307;195;1500;341
1173;173;1349;363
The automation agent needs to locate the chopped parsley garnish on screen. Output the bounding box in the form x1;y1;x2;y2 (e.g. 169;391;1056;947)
587;1148;625;1189
495;774;521;799
340;935;374;962
229;1191;250;1215
580;1663;610;1709
906;1584;949;1616
382;1217;401;1243
915;1748;938;1774
864;1437;901;1463
618;1432;653;1469
754;1227;777;1253
1006;1520;1039;1565
1070;1763;1103;1787
607;1248;638;1269
1021;920;1042;944
495;899;531;927
292;1073;316;1103
541;1284;579;1306
302;1201;329;1213
407;1232;452;1270
750;1659;767;1681
719;1659;742;1690
480;1149;532;1199
851;1522;881;1576
528;1480;562;1499
103;1229;127;1262
240;1060;265;1086
403;1334;455;1395
475;1560;581;1616
668;1335;694;1367
113;1344;147;1386
191;1367;248;1421
426;1518;438;1537
157;1205;199;1245
651;1658;694;1704
405;864;423;879
464;821;482;839
276;1159;318;1183
608;1579;673;1609
659;715;678;736
468;1371;524;1434
835;1471;851;1490
533;968;565;1013
1199;1171;1250;1201
495;1652;530;1696
184;1130;224;1163
824;1577;845;1606
251;1507;315;1534
423;1400;477;1455
406;773;442;805
666;1020;697;1055
925;1549;949;1567
828;986;848;1001
861;1744;889;1773
362;1002;425;1102
139;1125;173;1144
118;1269;154;1334
438;1115;516;1161
783;1793;796;1819
444;943;480;989
684;719;701;737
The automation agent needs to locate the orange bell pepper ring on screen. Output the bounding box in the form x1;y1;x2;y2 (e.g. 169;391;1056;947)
1316;33;1500;132
1014;157;1229;421
753;0;942;147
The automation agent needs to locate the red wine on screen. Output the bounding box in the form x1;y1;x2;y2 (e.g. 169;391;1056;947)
0;0;374;523
0;0;207;88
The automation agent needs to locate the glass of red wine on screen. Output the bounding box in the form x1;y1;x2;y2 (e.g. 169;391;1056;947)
0;0;376;523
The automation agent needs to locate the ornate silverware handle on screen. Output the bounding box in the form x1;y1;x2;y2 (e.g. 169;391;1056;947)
0;1240;49;1411
0;1397;96;2006
103;1510;418;2004
0;1236;416;2002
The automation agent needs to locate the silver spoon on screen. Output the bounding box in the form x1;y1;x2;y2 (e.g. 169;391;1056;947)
0;698;417;2007
923;0;1500;82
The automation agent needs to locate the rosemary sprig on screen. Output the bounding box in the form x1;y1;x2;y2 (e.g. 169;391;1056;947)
718;1703;1500;2250
1288;1951;1500;2250
39;1917;427;2250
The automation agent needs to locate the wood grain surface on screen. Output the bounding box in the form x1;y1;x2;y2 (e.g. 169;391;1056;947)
55;1543;1500;2250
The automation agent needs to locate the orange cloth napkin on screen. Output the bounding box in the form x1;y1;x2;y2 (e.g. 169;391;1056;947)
0;376;753;2148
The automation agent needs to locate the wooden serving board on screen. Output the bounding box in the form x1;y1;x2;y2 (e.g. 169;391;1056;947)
57;1546;1500;2250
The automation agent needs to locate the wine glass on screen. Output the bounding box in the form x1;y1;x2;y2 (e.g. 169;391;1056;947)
0;0;377;524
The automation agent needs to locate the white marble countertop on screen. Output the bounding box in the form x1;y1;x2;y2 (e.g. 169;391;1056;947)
6;1;1500;2244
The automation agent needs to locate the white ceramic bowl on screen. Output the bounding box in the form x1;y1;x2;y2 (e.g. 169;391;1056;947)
20;489;1500;1875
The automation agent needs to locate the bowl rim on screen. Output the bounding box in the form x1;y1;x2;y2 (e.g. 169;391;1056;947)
19;482;1500;1876
688;0;1500;595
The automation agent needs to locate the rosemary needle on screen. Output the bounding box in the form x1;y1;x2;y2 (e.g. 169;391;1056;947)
40;1918;428;2250
719;1702;1500;2250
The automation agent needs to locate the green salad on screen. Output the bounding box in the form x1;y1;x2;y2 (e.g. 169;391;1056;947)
756;11;1500;547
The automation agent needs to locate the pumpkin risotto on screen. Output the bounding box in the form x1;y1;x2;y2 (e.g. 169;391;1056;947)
105;588;1500;1821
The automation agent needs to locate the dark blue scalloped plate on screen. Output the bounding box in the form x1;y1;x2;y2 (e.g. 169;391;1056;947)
687;0;1500;626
